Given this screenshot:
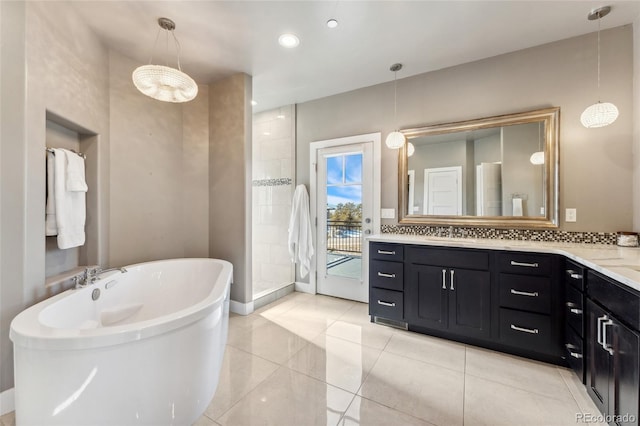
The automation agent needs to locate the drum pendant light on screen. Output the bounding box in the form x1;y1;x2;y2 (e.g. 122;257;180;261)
132;17;198;103
580;6;619;128
385;63;406;149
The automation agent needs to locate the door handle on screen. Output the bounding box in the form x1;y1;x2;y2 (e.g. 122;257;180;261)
442;269;446;289
601;318;614;356
510;289;539;297
570;308;583;315
449;269;455;291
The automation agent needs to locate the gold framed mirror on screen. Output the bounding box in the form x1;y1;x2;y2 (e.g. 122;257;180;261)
398;107;559;228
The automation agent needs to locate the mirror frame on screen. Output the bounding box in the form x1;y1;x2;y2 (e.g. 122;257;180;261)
398;107;560;229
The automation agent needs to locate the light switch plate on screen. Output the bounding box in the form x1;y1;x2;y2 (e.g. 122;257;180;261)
566;208;577;222
381;208;395;219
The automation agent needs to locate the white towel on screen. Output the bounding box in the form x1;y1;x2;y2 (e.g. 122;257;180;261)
288;184;314;278
53;148;86;249
45;151;58;236
512;198;523;216
64;149;88;192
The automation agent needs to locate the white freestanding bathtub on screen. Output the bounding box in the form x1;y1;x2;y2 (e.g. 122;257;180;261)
10;258;232;425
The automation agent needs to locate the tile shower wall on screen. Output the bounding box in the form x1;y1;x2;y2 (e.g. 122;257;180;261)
252;105;296;297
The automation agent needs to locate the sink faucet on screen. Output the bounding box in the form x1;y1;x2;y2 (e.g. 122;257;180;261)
75;266;128;288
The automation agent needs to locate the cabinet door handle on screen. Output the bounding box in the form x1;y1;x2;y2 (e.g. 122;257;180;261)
377;272;396;278
450;269;455;291
510;289;539;297
565;344;583;359
596;315;607;346
570;308;583;315
510;324;539;334
510;260;539;268
442;269;447;289
601;318;614;356
377;300;396;307
377;250;395;255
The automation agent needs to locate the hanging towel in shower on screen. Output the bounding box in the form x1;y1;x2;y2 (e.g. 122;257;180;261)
288;184;314;278
45;151;58;236
53;148;86;249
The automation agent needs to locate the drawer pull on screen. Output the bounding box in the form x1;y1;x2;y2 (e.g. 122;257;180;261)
377;250;396;255
377;272;396;278
567;270;583;280
565;343;583;359
510;260;539;268
510;324;539;334
377;300;396;307
510;289;539;297
570;308;583;315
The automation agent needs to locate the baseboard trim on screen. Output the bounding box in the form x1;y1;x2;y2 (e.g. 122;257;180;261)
294;281;315;294
229;299;254;316
0;387;14;415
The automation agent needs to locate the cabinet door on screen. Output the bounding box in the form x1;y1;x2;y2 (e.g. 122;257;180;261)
612;320;639;426
406;264;448;331
586;299;611;416
448;268;491;339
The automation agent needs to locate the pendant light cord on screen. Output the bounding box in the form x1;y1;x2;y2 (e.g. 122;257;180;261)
145;25;182;71
597;15;601;102
393;70;398;129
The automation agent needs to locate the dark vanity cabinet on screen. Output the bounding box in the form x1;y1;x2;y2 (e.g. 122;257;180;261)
586;270;639;426
369;241;564;363
405;246;491;340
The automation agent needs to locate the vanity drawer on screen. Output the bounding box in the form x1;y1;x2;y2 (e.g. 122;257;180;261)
565;260;586;292
406;246;489;270
564;325;585;384
498;274;551;314
369;288;404;321
499;308;551;352
565;283;584;337
370;243;404;262
496;252;552;276
370;260;404;291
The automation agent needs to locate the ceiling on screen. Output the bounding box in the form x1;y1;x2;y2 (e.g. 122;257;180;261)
70;1;640;112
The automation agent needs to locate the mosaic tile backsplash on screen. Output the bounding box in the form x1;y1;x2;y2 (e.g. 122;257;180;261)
381;224;617;245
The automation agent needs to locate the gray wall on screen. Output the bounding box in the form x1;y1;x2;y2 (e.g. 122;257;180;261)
297;25;634;234
209;74;253;304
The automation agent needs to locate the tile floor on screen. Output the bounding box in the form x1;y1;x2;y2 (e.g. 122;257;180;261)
0;291;606;426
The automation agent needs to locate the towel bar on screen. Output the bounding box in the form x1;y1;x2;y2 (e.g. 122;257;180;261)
46;147;86;159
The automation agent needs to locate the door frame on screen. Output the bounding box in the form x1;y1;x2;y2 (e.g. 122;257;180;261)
304;132;381;296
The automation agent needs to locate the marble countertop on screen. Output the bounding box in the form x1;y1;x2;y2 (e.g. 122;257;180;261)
368;234;640;293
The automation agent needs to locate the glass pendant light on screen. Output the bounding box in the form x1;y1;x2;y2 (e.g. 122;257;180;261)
580;6;618;128
132;18;198;103
385;63;406;149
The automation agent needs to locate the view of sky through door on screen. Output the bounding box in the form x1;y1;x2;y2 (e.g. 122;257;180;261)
325;152;363;279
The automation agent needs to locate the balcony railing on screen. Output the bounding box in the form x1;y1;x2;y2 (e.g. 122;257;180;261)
326;220;362;254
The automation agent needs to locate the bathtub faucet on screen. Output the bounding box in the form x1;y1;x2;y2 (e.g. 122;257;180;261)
75;266;128;288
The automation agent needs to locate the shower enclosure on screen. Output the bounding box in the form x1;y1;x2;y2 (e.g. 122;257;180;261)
251;105;295;301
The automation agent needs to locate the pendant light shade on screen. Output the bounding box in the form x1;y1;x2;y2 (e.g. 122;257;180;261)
407;142;415;157
581;6;618;128
529;151;544;165
580;102;619;128
386;131;406;150
132;18;198;103
385;63;406;149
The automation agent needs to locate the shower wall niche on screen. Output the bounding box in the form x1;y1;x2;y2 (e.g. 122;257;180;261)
252;105;295;299
45;113;100;285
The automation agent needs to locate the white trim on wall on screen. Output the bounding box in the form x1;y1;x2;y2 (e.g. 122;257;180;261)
0;387;14;415
229;299;254;316
309;132;382;296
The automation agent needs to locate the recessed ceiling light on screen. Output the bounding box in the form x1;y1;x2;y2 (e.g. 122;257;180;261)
327;19;338;29
278;33;300;48
277;114;285;119
251;100;257;106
